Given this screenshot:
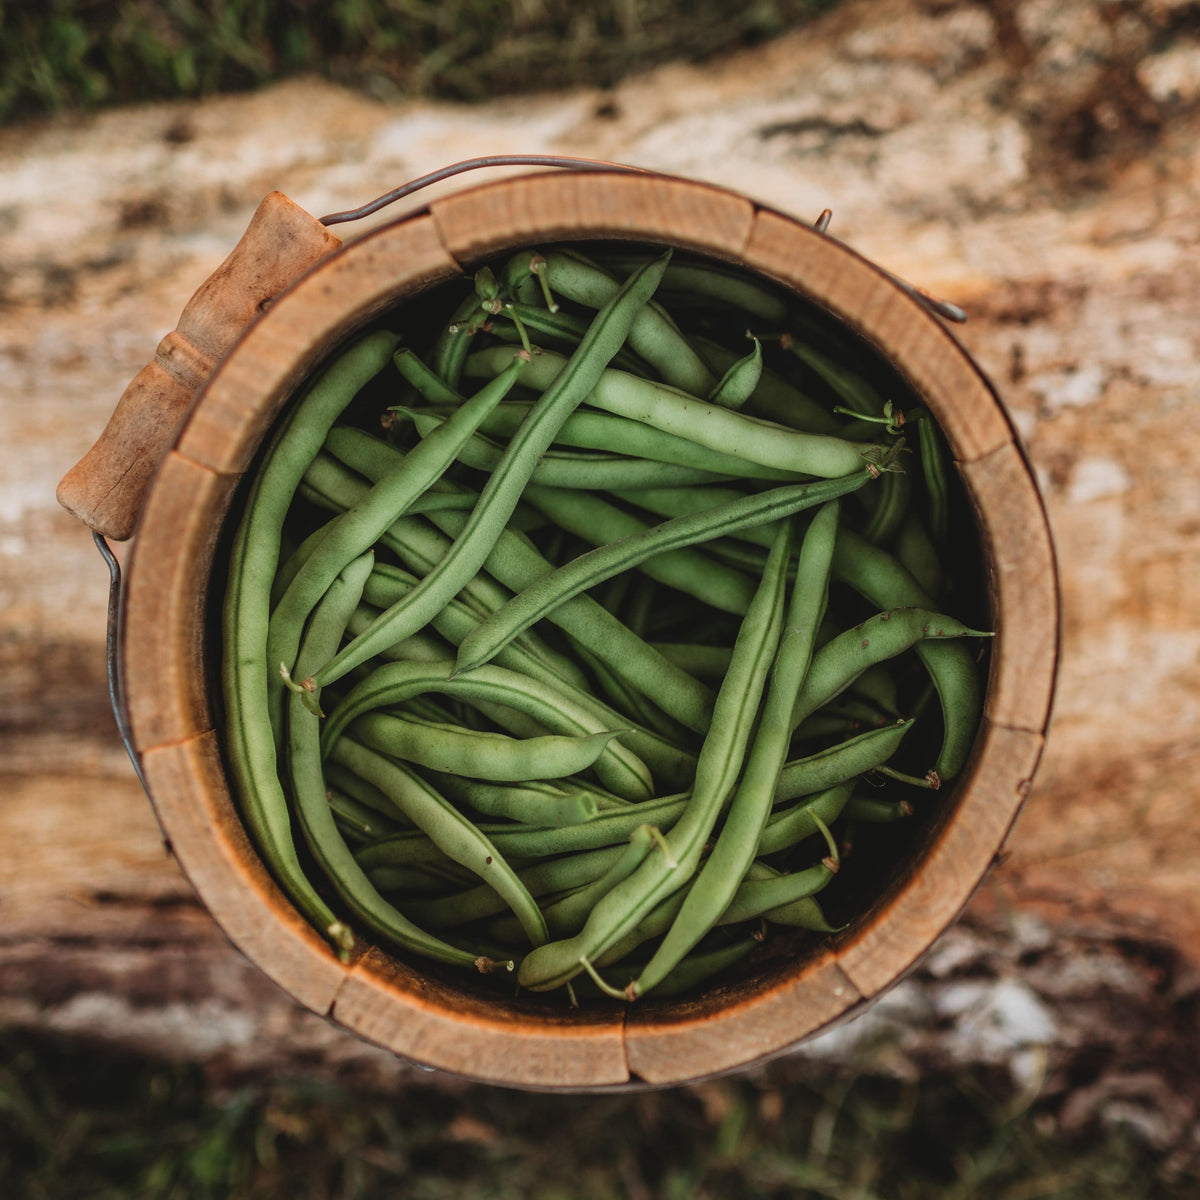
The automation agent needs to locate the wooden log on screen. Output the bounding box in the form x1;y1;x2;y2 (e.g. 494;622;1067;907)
3;0;1198;1121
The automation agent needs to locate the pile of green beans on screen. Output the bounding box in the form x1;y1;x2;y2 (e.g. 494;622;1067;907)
220;243;991;1001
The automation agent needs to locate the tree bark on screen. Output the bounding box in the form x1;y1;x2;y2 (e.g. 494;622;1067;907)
3;0;1199;1144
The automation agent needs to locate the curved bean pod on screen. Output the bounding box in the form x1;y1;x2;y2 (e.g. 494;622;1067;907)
633;502;839;995
516;518;795;992
707;337;762;410
330;736;549;947
759;782;855;856
455;472;874;677
222;330;399;954
402;409;733;490
320;659;654;803
312;252;672;689
285;550;502;969
832;529;985;780
425;772;603;827
416;399;801;482
464;346;878;480
352;709;629;783
791;607;991;734
520;249;716;395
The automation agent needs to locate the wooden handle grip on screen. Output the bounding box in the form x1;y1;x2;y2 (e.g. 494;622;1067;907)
57;191;343;540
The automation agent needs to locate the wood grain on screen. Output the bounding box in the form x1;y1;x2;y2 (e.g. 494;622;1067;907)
100;171;1054;1087
11;0;1196;1103
56;193;341;539
333;949;630;1089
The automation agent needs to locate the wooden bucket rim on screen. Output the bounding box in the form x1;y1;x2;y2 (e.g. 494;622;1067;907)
122;170;1059;1089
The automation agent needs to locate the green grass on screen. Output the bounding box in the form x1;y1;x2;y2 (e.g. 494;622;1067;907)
0;0;838;125
1;1031;1192;1200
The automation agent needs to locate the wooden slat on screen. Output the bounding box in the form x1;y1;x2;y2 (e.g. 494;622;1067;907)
741;208;1011;464
333;948;630;1088
140;732;349;1015
624;953;862;1085
834;721;1043;999
124;452;237;751
431;172;756;266
178;214;460;476
963;442;1060;734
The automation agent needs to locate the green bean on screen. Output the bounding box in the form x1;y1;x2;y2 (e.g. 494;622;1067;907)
425;772;604;827
367;571;573;695
465;346;879;480
592;858;817;968
518;484;758;614
859;454;912;546
716;862;837;925
330;735;549;947
327;789;407;841
351;709;630;783
320;659;654;803
519;485;759;616
849;662;902;718
403;842;638;930
493;828;659;942
832;529;985;780
917;415;951;548
456;472;875;678
311;253;672;689
324;761;409;825
770;636;883;814
367;862;482;897
516;517;795;992
845;794;914;823
759;896;839;932
524;250;717;395
285;549;504;969
632;502;838;995
432;289;484;389
692;335;841;435
490;303;653;375
356;791;690;868
894;513;945;600
784;336;885;415
648;643;733;680
346;604;450;664
707;337;762;410
589;251;791;323
598;936;759;999
423;507;716;740
222;330;399;956
391;344;461;407
623;575;657;639
419;399;802;482
759;782;856;856
401;408;733;490
790;607;991;734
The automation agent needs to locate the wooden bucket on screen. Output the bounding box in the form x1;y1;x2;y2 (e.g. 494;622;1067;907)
58;166;1058;1090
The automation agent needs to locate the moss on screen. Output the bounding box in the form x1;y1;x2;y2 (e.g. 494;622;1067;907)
0;0;838;125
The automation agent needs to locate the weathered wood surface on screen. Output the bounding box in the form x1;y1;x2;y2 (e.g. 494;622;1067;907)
2;0;1198;1116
